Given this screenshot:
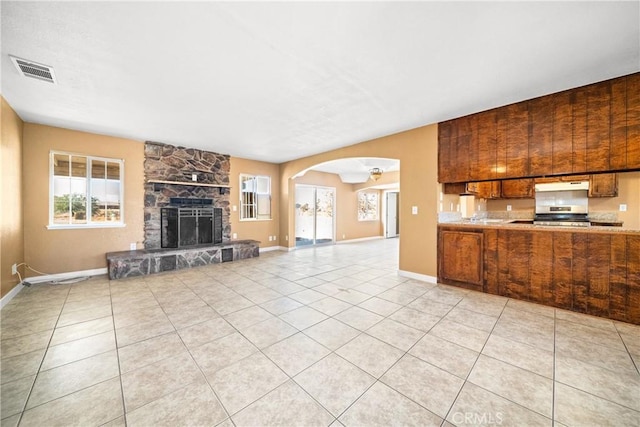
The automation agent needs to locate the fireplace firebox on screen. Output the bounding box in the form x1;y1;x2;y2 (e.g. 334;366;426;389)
161;202;223;248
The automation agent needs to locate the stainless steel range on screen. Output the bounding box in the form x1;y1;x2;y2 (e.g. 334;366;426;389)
534;181;590;227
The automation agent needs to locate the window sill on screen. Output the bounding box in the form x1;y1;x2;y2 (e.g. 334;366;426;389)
47;223;126;230
239;218;272;222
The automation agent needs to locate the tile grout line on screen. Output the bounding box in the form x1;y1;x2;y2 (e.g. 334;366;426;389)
13;282;73;426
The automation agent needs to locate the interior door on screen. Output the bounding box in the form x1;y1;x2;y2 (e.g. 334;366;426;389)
386;191;399;238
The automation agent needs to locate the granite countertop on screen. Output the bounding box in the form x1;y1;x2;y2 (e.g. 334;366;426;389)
438;219;640;234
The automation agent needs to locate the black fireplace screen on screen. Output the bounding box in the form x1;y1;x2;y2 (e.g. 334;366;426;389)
161;207;223;248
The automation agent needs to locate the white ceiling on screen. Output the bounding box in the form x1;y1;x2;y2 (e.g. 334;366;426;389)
1;2;638;164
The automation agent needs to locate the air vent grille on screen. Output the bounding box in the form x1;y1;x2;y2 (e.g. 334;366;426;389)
10;55;57;84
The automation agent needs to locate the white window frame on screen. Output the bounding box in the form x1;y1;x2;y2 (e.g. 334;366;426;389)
240;174;271;221
48;151;125;229
357;191;379;221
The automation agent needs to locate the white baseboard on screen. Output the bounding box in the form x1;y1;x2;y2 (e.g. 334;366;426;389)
259;246;288;253
398;270;438;284
25;268;108;284
0;283;25;310
336;236;384;245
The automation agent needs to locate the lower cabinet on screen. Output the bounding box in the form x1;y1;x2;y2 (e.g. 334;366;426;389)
438;229;483;289
438;226;640;324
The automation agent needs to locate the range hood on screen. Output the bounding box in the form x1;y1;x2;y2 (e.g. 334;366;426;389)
534;181;589;192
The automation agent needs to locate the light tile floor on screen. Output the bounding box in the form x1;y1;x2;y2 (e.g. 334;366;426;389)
1;239;639;426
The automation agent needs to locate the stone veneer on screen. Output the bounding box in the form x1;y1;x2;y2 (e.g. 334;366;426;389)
144;141;231;248
106;240;260;279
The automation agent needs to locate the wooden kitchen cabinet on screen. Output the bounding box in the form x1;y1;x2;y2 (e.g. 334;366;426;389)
505;102;530;178
471;109;498;181
528;95;554;176
500;178;534;198
466;181;501;199
589;173;618;197
586;81;612;172
438;229;484;289
552;90;574;175
439;225;640;324
443;182;467;195
626;73;640;170
438;72;640;183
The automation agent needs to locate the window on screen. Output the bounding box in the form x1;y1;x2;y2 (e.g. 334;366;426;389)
240;174;271;220
358;191;379;221
50;151;124;228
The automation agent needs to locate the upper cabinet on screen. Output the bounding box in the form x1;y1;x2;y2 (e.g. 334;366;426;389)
438;73;640;183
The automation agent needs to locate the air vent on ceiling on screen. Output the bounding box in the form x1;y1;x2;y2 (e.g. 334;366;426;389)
10;55;57;84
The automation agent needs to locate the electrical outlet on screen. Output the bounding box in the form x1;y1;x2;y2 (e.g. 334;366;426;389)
11;263;17;275
285;235;288;241
232;205;237;212
342;234;346;239
130;243;136;251
268;236;273;241
620;204;627;212
272;236;277;241
507;205;512;212
191;173;197;182
412;206;418;215
232;233;238;239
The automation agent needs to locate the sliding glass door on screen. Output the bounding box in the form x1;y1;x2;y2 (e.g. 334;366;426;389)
295;185;335;247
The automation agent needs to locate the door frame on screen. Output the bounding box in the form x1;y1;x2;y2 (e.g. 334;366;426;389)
294;184;336;247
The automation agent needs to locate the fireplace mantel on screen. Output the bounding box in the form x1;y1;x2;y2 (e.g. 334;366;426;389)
147;179;231;188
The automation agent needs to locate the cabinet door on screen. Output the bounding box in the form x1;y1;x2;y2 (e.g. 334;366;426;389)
498;230;531;299
443;182;466;195
553;91;574;175
627;73;640;169
453;116;473;182
610;76;627;170
586;81;611;172
528;95;554;176
501;178;534;199
589;173;618;197
466;181;501;199
438;229;483;288
438;121;453;183
473;109;498;181
505;102;529;178
571;88;588;173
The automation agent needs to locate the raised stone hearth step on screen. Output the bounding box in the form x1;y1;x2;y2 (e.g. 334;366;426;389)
106;240;259;280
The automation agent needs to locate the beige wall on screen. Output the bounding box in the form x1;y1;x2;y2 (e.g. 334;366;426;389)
487;171;640;229
293;170;383;242
1;98;25;297
280;125;439;278
22;124;145;275
229;157;280;248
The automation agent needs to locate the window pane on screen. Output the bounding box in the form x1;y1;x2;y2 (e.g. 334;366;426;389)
71;156;86;178
106;162;120;180
92;160;106;179
53;153;70;177
53;177;71;224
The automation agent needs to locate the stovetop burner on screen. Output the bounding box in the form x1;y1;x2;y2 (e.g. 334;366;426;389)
534;213;590;227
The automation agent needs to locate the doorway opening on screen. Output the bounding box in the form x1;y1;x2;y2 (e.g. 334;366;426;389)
295;185;335;247
385;191;400;238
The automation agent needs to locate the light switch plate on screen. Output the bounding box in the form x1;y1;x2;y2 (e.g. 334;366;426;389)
412;206;418;215
507;205;512;211
620;204;627;212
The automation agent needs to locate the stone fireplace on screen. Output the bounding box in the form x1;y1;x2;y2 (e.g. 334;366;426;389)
144;141;231;249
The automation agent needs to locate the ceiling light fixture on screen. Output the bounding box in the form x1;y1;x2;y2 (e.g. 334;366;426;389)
370;168;383;181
